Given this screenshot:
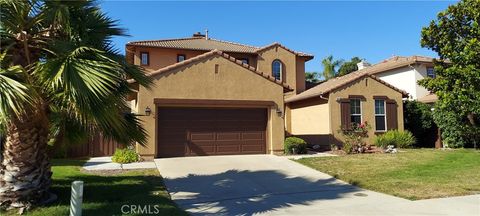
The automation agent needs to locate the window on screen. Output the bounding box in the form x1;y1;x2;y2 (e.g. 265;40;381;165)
375;99;386;131
350;99;362;125
140;52;149;65
177;54;186;63
239;58;249;65
272;60;282;80
427;67;435;78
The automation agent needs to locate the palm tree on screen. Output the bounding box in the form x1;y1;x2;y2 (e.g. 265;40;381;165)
0;0;151;209
305;72;320;83
321;55;343;80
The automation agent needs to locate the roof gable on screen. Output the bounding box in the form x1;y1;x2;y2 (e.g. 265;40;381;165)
128;49;293;91
256;42;314;60
285;71;408;103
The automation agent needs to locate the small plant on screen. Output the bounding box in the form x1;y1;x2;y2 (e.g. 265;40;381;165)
392;130;416;148
338;122;371;154
330;143;339;151
112;147;139;164
374;130;416;149
374;134;394;149
284;137;307;155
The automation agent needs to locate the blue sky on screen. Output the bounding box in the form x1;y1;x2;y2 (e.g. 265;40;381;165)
100;1;454;72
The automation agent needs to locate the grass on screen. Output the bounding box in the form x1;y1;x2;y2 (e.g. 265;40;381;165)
296;149;480;200
3;159;187;216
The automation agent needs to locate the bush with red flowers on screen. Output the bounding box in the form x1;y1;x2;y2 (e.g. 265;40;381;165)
338;122;371;154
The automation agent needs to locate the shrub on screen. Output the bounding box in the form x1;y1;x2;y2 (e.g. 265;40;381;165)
112;148;139;164
374;134;394;149
374;130;416;149
338;122;371;154
394;130;416;148
284;137;307;154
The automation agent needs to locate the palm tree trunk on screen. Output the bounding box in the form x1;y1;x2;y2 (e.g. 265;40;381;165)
0;108;54;209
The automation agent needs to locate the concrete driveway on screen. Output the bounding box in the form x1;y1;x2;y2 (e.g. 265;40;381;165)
155;155;480;215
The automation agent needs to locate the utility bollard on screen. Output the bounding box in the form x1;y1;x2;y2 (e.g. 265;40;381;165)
70;181;84;216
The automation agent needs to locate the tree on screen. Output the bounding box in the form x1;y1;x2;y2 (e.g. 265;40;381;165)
418;0;480;148
321;55;343;80
403;100;437;147
338;57;362;76
305;72;320;83
0;0;152;209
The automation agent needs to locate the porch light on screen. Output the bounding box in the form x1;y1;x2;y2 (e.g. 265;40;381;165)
145;106;152;116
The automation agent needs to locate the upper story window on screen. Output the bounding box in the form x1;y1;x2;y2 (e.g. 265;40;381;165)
374;99;386;131
272;60;282;80
350;99;362;125
140;52;149;65
177;54;186;63
239;58;249;65
427;67;435;78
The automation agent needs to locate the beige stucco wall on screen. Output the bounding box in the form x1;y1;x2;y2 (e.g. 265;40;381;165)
135;55;285;158
132;47;257;71
286;97;332;147
290;99;330;135
257;46;299;94
329;76;405;145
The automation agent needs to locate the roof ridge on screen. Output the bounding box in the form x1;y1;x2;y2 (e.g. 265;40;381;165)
127;37;202;44
208;38;261;49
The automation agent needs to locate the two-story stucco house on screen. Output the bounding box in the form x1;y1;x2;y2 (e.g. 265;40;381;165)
356;55;439;103
126;32;313;159
126;33;408;159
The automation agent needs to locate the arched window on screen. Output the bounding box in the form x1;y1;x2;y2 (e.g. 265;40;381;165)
272;60;282;80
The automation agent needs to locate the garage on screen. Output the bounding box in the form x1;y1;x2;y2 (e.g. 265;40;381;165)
157;107;267;157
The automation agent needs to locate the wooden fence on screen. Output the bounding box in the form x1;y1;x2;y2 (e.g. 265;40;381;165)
52;133;123;158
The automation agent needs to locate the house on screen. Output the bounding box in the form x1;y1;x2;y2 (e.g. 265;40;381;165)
355;55;438;102
126;32;313;159
285;70;408;148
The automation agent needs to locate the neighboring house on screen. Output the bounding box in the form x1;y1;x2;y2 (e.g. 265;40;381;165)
356;55;438;102
126;32;313;159
285;71;408;148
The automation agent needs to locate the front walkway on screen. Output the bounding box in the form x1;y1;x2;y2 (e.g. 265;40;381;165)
82;156;156;171
155;155;480;215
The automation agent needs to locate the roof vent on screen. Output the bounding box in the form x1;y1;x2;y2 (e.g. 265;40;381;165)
192;32;205;38
357;60;371;70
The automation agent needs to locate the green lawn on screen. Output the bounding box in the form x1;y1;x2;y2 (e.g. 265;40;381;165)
296;149;480;200
3;159;187;216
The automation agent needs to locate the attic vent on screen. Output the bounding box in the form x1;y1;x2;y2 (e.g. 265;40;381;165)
192;32;205;38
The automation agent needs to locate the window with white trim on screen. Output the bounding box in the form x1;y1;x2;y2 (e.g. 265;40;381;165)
375;99;386;131
427;67;435;78
272;60;282;80
350;99;362;125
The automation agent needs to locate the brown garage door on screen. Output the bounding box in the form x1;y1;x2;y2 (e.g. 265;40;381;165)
157;107;267;157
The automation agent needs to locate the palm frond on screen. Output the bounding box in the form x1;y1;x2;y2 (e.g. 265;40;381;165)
0;52;32;124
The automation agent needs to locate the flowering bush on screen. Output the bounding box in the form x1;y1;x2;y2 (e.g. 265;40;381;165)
338;122;371;154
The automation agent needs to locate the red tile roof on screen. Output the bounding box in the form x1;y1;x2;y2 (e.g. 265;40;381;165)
285;70;408;103
417;93;438;104
128;49;293;91
127;37;313;59
361;55;442;76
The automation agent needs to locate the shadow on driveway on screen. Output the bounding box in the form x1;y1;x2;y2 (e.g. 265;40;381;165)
165;169;359;215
